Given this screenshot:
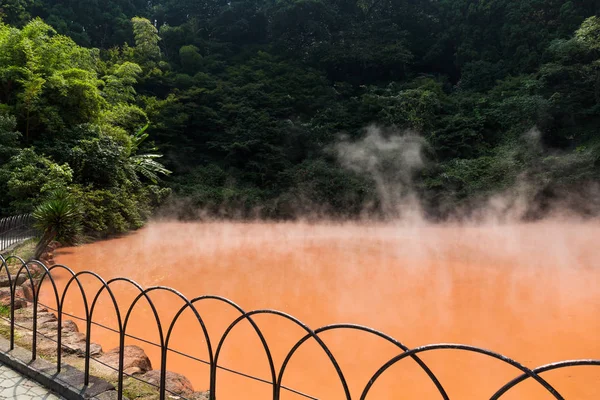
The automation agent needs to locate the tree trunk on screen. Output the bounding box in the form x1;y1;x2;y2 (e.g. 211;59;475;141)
34;230;57;261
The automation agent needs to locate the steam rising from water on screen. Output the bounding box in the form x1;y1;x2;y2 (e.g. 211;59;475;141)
335;126;426;222
156;120;598;223
332;124;599;224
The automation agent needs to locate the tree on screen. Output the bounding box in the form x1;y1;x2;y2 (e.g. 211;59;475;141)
0;113;21;163
576;16;600;50
102;62;143;104
0;19;105;139
30;0;150;47
0;17;170;236
131;17;160;62
0;147;73;213
0;0;33;26
178;45;203;73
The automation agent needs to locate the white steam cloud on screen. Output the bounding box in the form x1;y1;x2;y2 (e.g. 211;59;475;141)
334;124;600;224
334;126;426;222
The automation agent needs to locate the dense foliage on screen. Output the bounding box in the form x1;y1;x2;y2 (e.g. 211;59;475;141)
0;19;170;238
1;1;599;226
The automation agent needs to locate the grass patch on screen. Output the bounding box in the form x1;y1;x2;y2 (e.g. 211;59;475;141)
0;305;10;318
122;377;160;400
0;322;12;338
0;321;25;349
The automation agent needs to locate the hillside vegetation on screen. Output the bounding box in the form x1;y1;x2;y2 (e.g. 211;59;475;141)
0;0;599;229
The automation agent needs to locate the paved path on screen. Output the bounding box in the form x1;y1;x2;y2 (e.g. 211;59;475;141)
0;363;64;400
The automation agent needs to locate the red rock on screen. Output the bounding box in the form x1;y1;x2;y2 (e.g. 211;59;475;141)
141;370;194;397
0;287;27;310
97;345;152;374
21;281;37;301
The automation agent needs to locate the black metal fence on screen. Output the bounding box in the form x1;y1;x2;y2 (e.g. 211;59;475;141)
0;254;598;400
0;214;36;252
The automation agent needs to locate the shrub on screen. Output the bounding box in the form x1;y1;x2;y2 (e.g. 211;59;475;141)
33;189;82;258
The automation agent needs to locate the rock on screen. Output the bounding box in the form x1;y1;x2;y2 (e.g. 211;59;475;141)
190;391;210;400
27;264;44;276
35;315;79;337
123;367;143;376
7;301;104;360
39;256;54;267
36;336;58;355
0;274;27;288
21;281;37;301
97;345;152;375
38;241;61;266
0;287;27;309
62;331;102;357
37;310;57;325
14;305;54;326
47;241;62;250
62;319;79;333
37;319;58;334
89;342;104;357
141;370;194;397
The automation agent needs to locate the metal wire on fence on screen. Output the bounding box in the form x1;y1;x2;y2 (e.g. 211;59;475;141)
0;214;36;252
0;253;598;400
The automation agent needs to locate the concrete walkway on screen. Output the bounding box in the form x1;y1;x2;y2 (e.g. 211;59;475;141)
0;362;64;400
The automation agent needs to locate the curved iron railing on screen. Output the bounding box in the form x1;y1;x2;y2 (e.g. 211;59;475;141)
0;254;598;400
0;214;36;252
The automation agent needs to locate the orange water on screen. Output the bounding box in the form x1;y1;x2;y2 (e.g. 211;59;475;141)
40;221;600;399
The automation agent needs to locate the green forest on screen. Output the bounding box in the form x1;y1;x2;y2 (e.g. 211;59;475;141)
1;0;599;238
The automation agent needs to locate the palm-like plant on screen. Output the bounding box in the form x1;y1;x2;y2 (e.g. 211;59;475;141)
33;190;82;260
129;124;171;183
